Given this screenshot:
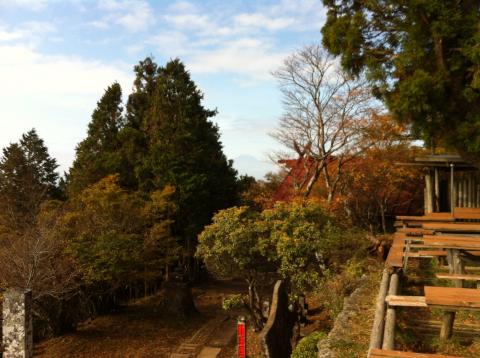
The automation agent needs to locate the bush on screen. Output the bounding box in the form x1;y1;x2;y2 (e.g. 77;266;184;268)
292;331;326;358
222;294;245;311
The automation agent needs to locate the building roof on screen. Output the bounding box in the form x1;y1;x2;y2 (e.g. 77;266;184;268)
398;154;477;170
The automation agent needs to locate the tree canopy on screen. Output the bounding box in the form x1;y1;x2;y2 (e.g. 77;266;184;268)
68;82;125;194
321;1;480;158
0;129;59;227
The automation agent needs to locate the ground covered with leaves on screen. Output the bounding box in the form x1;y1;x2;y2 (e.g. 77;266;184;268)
34;280;246;357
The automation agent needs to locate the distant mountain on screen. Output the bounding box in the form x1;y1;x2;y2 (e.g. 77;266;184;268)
232;154;277;179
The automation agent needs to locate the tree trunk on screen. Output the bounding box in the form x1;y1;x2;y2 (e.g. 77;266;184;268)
379;201;387;234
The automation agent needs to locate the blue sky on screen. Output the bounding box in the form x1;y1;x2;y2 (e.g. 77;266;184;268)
0;0;326;178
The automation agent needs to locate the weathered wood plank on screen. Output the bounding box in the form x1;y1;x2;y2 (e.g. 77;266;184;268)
425;286;480;308
397;227;435;236
385;295;427;307
436;273;480;281
454;207;480;220
396;214;455;222
423;222;480;232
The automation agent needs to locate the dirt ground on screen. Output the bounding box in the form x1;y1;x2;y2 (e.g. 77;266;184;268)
34;278;334;357
34;280;247;358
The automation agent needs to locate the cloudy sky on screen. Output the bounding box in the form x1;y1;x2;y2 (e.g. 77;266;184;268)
0;0;326;179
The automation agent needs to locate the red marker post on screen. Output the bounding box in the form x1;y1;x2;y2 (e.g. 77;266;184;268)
237;316;246;357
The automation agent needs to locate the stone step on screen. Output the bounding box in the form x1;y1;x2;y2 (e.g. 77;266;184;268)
197;347;222;358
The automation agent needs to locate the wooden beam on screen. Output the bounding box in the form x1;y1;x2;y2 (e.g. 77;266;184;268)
369;269;390;350
382;273;399;350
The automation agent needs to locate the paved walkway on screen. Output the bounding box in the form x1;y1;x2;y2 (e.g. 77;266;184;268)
169;316;236;358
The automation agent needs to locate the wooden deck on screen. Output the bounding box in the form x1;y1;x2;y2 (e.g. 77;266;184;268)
373;211;480;355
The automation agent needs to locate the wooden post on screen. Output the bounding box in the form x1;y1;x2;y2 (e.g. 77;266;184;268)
382;273;399;350
452;249;465;288
425;171;433;213
434;168;440;212
369;269;390;349
468;174;473;208
450;164;455;213
441;249;465;339
440;312;455;340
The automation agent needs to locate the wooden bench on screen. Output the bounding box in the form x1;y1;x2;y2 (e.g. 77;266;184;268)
454;207;480;220
397;213;454;221
425;286;480;310
436;273;480;281
387;286;480;311
386;236;407;268
422;222;480;233
419;235;480;250
397;227;435;236
416;250;447;257
368;348;463;357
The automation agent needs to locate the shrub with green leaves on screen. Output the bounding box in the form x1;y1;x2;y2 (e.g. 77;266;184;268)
292;331;326;358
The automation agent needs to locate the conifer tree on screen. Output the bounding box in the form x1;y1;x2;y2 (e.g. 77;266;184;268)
143;59;238;266
68;83;124;194
0;129;59;226
118;58;158;189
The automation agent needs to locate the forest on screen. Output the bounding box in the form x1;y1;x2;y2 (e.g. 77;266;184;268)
1;1;479;357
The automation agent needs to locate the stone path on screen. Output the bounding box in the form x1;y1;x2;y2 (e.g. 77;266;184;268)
169;316;236;358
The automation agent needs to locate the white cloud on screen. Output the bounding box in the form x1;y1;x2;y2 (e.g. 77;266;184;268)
117;2;154;32
0;27;23;41
0;43;132;173
188;38;287;83
147;31;188;56
88;20;109;30
145;0;325;83
97;0;155;32
0;21;55;44
234;13;295;31
0;44;131;96
0;0;50;11
168;1;197;13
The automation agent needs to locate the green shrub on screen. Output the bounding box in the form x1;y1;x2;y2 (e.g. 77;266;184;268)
222;294;244;311
292;331;326;358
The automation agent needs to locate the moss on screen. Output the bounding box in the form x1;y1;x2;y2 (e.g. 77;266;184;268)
291;331;326;358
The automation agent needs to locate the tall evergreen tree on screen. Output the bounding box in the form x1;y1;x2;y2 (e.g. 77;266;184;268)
0;129;59;226
118;58;158;189
68;82;124;194
139;59;239;269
